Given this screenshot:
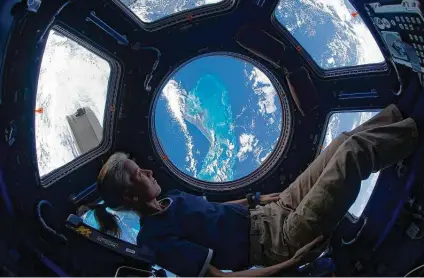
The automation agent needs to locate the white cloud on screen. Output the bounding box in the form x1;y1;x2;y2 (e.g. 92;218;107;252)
35;31;110;176
324;111;377;150
203;0;222;4
248;67;277;115
162;80;197;176
235;106;246;120
350;172;379;217
276;0;384;68
323;113;340;149
199;137;235;182
235;132;274;166
351;111;377;131
260;150;271;163
351;21;384;65
128;0;224;23
237;134;258;162
250;119;255;129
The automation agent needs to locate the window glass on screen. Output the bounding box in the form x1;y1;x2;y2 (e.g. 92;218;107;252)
81;204;140;244
154;55;289;183
81;206;175;276
322;111;380;218
274;0;384;69
35;30;111;177
119;0;224;23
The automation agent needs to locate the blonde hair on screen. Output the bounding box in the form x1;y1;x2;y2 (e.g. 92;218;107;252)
98;152;131;191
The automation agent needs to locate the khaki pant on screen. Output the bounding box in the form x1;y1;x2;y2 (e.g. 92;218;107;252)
249;104;419;266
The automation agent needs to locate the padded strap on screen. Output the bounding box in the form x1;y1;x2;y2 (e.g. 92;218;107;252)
286;67;319;116
236;25;286;68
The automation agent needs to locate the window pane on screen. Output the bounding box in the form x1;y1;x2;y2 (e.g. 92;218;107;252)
322;111;380;218
81;204;140;244
154;55;289;184
119;0;224;23
274;0;384;69
35;30;111;177
81;206;176;276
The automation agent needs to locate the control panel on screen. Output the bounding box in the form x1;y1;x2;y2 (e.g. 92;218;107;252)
365;0;424;72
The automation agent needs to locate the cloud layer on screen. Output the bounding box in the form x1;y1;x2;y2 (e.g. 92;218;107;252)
127;0;223;23
162;80;198;176
275;0;384;68
35;31;110;176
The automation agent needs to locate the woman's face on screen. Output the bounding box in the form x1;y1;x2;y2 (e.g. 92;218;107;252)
124;159;161;202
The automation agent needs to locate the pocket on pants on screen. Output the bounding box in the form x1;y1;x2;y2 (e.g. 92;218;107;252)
249;212;265;266
250;212;264;235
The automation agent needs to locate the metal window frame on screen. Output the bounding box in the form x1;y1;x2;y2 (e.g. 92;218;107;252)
150;52;294;193
110;0;237;32
38;25;122;187
270;1;389;78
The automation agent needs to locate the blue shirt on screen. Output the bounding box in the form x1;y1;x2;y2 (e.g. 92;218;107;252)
136;190;250;276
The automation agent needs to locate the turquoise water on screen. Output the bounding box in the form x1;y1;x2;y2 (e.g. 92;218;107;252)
155;55;283;183
185;74;237;182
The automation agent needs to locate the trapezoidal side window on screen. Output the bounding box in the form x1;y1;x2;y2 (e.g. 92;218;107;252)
274;0;385;70
322;110;380;219
152;53;292;192
82;202;141;244
80;204;176;275
114;0;227;24
35;29;113;181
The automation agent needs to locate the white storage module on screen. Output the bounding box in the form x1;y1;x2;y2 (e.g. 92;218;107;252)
66;107;102;155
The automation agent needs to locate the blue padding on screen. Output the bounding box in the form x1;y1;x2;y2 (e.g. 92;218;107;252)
0;168;14;216
39;254;69;277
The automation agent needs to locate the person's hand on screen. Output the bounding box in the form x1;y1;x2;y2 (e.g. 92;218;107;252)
259;193;280;205
289;235;325;266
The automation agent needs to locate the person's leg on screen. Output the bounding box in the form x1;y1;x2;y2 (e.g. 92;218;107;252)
283;118;419;248
277;104;403;211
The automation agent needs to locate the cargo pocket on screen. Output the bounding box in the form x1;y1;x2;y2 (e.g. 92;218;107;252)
249;209;266;266
262;215;290;265
250;210;264;235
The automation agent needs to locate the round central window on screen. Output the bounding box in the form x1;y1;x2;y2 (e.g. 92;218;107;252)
152;54;292;191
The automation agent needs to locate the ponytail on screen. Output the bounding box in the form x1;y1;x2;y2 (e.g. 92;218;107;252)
78;152;132;238
77;203;121;237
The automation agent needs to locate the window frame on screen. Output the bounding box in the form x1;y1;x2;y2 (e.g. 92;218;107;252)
150;52;294;193
110;0;237;31
319;109;382;222
37;25;122;188
270;4;388;78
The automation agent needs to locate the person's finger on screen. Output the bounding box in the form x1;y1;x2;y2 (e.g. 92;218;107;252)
270;193;280;197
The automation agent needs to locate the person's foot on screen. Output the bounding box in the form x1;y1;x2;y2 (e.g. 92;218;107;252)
397;73;422;118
